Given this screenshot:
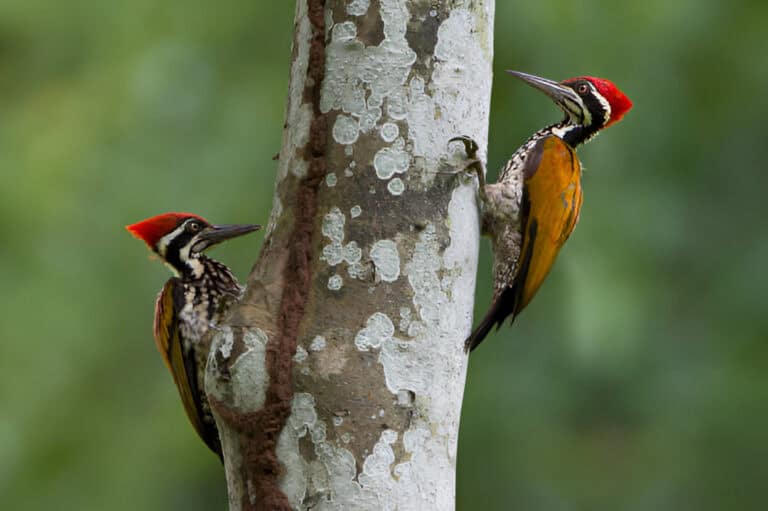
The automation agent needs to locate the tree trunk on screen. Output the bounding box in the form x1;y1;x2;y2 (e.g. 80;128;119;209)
206;1;495;509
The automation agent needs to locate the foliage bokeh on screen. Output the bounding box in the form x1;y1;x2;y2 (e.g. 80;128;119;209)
1;1;766;509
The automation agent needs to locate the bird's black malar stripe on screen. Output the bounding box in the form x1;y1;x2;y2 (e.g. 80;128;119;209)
165;230;195;274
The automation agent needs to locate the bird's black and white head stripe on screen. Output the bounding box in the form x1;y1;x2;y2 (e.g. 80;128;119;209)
157;217;210;277
556;78;612;147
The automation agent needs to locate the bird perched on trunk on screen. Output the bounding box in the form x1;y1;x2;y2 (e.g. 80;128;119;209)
457;71;632;352
127;212;260;459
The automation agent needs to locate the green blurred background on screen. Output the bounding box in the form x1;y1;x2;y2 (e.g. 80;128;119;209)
1;1;766;509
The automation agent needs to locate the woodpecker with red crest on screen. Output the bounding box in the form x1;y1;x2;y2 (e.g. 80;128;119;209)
127;213;260;459
457;71;632;352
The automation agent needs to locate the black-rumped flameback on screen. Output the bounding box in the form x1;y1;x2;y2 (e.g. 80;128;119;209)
127;212;260;459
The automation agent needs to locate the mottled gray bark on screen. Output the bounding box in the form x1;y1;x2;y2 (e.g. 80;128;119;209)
206;1;495;509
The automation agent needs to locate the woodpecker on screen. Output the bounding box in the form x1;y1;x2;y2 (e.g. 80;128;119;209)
460;71;632;352
127;212;260;459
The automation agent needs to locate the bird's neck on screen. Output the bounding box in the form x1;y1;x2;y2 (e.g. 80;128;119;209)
183;255;206;280
548;119;599;148
161;235;204;278
166;253;212;281
183;255;241;293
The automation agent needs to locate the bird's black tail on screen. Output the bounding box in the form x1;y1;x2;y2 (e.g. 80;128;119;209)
464;287;518;353
464;305;500;353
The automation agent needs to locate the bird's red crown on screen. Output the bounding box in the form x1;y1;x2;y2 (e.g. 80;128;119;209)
126;212;207;249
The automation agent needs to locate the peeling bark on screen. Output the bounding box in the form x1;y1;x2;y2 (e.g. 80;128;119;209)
206;1;495;509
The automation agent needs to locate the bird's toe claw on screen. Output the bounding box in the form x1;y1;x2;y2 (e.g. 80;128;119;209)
449;135;480;159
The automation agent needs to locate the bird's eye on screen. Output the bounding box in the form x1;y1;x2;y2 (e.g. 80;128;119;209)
577;83;589;95
187;221;200;232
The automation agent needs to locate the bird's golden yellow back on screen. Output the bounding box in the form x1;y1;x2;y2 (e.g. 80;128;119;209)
516;136;582;312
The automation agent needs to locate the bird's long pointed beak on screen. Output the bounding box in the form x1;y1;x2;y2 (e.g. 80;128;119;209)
507;70;581;110
198;224;261;246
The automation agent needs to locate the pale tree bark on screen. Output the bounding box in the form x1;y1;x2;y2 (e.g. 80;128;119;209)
205;1;495;509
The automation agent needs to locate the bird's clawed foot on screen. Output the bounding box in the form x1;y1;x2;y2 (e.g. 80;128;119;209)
450;135;480;155
449;135;487;198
